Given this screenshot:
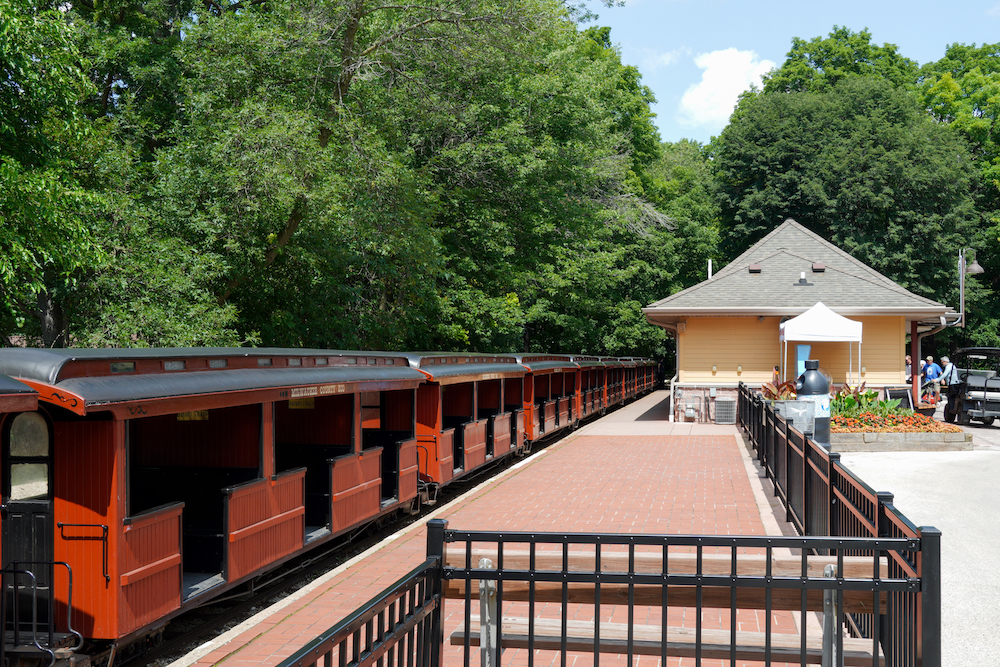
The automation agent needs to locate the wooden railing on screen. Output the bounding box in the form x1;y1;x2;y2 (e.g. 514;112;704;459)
225;470;306;581
120;502;183;634
398;438;419;504
330;450;381;534
492;412;512;454
462;419;488;472
557;396;571;426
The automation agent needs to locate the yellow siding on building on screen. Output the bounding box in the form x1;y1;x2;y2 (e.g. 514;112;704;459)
679;317;780;384
678;315;906;387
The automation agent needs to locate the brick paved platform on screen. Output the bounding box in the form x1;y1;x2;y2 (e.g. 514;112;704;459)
169;391;791;667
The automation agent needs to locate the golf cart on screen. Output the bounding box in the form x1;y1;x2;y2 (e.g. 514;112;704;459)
942;347;1000;426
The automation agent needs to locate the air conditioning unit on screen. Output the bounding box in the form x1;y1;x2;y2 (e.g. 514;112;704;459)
714;397;737;424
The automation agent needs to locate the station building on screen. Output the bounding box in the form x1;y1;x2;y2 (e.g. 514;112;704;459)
643;219;954;421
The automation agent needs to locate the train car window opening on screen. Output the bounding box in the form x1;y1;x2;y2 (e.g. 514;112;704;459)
210;359;227;368
10;463;48;500
367;358;377;366
9;412;49;457
164;360;186;371
258;358;272;367
111;361;136;373
315;357;328;365
289;358;302;366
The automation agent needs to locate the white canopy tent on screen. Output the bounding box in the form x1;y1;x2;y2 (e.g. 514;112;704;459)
779;302;863;385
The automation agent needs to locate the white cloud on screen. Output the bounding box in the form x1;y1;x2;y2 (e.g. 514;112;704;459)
988;3;1000;16
639;47;686;73
676;48;774;132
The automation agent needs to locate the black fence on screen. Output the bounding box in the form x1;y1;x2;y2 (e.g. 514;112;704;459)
276;550;444;667
738;382;941;666
277;390;941;667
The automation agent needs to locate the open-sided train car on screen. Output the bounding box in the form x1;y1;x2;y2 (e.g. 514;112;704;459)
0;347;656;662
503;355;581;443
405;353;528;498
0;348;428;651
567;355;607;420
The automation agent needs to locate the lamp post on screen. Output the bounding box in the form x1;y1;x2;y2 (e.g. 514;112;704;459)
959;248;984;328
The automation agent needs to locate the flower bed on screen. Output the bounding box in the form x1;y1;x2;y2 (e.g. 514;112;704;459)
831;412;962;433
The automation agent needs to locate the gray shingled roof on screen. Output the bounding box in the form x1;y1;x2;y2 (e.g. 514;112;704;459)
644;219;951;321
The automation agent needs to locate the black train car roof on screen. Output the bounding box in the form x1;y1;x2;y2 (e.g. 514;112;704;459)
0;348;426;408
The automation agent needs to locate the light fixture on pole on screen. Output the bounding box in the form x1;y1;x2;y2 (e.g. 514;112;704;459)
959;248;984;328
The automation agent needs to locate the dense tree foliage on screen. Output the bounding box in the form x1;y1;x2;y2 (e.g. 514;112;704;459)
713;77;978;303
762;26;918;94
5;13;1000;355
918;43;1000;344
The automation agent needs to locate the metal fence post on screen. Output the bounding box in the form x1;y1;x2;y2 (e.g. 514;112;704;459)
875;492;894;538
822;564;839;667
919;527;942;667
426;519;448;667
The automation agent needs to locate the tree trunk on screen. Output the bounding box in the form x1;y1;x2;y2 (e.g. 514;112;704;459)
36;286;68;348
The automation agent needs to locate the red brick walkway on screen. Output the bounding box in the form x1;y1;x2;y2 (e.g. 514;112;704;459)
172;395;777;667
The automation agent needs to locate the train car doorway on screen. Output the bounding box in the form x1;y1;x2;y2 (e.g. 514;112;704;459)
2;411;55;632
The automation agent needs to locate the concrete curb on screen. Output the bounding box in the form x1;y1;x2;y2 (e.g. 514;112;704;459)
829;431;972;452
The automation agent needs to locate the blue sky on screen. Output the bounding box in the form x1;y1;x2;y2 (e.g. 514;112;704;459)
582;0;1000;144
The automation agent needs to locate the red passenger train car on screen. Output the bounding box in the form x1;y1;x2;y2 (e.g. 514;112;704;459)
0;347;656;662
405;353;528;497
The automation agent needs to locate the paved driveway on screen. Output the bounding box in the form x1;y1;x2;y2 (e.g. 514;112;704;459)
836;448;1000;666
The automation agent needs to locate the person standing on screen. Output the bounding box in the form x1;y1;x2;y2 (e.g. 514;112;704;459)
923;355;943;403
938;356;957;402
905;354;912;383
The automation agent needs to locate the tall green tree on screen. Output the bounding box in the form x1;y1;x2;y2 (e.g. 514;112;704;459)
712;77;978;304
762;26;918;94
0;0;104;346
919;43;1000;344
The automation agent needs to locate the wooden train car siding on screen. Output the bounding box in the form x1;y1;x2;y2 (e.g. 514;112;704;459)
131;404;261;469
226;471;306;581
53;420;126;639
275;394;354;450
492;412;512;454
437;429;454;486
120;504;182;637
397;439;418;504
558;396;571;425
415;384;443;483
330;451;381;534
543;401;557;433
460;420;488;474
381;390;414;432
